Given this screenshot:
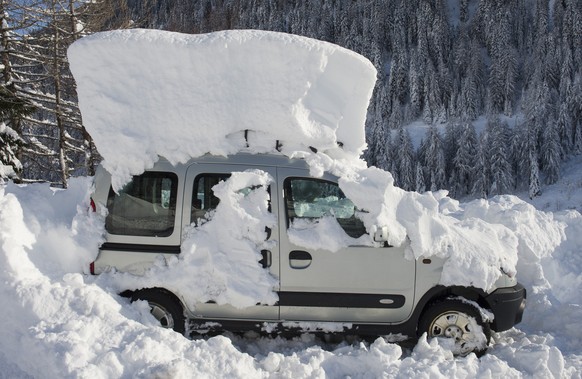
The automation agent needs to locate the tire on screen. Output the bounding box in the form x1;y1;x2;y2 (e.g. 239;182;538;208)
418;298;491;357
131;289;186;335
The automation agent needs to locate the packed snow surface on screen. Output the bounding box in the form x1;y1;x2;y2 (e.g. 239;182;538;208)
68;29;376;190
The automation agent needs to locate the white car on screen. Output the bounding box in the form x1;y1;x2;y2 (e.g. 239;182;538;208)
90;153;526;356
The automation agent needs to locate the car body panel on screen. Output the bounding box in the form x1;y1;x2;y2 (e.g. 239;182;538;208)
90;153;525;336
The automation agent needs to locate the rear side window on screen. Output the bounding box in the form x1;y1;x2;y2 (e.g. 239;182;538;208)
191;174;230;224
106;172;178;237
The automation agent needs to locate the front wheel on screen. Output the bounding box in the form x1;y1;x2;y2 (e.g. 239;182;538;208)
418;298;491;356
131;289;186;335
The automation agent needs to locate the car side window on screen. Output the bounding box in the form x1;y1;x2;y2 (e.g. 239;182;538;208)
284;177;366;238
191;174;230;224
105;172;178;237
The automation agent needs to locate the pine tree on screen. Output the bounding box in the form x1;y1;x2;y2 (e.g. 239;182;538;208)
541;119;561;184
395;125;415;191
415;160;426;193
556;102;572;157
556;44;574;155
450;120;478;197
487;117;514;195
407;50;422;121
367;117;389;170
571;73;582;152
483;2;518;116
422;78;433;124
424;125;446;191
0;86;34;180
460;0;468;24
387;5;409;110
0;0;36;180
388;131;399;185
511;121;530;190
529;150;541;198
443;121;460;180
0;121;23;179
464;41;485;120
574;120;582;154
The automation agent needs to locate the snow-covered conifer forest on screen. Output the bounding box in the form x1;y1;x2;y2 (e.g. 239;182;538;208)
1;0;581;200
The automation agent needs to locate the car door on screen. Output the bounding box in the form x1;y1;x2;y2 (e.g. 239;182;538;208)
277;167;416;323
182;163;280;320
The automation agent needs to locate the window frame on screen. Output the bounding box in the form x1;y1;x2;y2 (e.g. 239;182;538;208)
105;171;179;237
283;176;366;238
191;173;231;225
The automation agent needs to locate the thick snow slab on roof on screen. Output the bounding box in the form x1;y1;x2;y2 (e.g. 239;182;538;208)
68;29;376;190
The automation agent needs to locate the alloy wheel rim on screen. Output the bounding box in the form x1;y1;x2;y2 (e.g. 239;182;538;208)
149;303;174;329
428;311;476;356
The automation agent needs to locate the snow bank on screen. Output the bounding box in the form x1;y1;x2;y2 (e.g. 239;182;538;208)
68;29;376;191
0;182;270;378
1;181;581;377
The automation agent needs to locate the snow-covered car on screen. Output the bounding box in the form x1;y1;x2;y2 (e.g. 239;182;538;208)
89;153;526;356
68;28;528;356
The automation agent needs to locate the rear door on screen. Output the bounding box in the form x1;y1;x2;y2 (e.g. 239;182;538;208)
277;167;416;323
94;161;186;275
182;163;280;320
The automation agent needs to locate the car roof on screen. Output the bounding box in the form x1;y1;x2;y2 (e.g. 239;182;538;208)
155;152;310;170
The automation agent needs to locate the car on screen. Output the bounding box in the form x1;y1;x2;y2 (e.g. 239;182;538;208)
89;152;526;356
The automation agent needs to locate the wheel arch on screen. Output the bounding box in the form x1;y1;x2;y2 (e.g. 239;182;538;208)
121;287;188;334
120;287;186;311
119;287;179;306
412;285;490;336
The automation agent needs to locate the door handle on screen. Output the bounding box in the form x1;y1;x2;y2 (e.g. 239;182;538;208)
259;250;272;268
289;250;312;269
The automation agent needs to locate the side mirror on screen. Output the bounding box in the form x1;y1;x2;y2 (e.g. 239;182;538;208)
374;226;389;242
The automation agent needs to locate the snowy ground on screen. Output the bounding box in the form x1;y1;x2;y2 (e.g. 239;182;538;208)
1;175;581;378
1;29;581;378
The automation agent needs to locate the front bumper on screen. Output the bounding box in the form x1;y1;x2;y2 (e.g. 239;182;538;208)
484;283;526;332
